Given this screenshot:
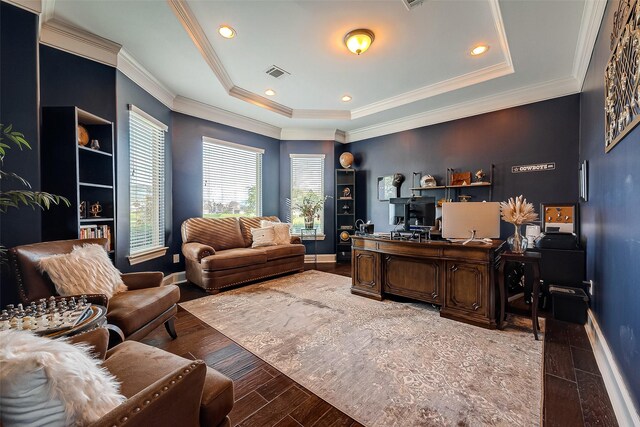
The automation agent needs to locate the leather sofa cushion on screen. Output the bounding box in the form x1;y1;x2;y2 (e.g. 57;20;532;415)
181;217;245;251
260;244;305;261
201;248;267;271
107;285;179;337
238;216;280;247
104;341;234;427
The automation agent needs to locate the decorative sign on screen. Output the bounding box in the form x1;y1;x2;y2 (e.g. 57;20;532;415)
604;0;640;152
511;162;556;173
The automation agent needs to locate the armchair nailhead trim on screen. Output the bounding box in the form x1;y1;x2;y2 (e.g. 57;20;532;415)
111;361;204;425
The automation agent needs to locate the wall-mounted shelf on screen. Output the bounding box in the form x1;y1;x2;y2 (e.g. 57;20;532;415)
411;164;495;201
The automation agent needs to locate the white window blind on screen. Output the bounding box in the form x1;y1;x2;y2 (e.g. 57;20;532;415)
202;137;263;218
290;154;325;234
129;105;166;256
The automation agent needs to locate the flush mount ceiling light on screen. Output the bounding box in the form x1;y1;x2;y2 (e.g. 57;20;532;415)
218;25;236;39
264;89;276;96
344;29;375;55
470;44;489;56
341;95;352;102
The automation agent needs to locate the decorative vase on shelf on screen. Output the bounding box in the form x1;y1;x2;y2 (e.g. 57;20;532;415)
507;224;527;253
304;216;315;229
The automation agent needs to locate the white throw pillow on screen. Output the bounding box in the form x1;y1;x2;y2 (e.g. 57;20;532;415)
39;244;127;299
251;227;277;248
260;220;292;245
0;330;125;427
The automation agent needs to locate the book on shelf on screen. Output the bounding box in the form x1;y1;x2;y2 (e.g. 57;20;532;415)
79;224;112;249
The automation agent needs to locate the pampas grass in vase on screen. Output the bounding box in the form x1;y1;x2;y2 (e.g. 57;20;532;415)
500;195;538;253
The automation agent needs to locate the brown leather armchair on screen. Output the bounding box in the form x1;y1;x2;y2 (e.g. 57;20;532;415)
9;238;180;343
69;328;234;427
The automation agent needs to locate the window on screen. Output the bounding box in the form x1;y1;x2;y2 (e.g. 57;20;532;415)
128;105;167;263
290;154;325;234
202;137;263;218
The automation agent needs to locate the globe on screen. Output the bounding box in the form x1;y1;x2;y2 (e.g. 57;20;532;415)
339;152;354;168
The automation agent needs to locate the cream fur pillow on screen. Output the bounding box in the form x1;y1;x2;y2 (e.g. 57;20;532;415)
0;330;125;426
260;220;292;245
251;226;277;248
39;244;127;299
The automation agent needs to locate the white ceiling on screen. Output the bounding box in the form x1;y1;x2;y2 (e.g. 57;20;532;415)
26;0;605;142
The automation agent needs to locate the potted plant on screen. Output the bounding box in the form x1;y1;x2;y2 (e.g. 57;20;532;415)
291;191;331;229
0;124;69;263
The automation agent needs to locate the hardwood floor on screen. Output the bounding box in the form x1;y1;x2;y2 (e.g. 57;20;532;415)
141;262;617;427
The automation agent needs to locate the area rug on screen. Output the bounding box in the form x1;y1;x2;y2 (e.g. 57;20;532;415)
181;270;543;427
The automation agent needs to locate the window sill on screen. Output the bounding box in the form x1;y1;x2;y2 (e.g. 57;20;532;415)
128;246;168;265
295;234;326;241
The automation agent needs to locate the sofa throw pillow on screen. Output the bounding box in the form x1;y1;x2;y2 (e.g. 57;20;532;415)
260;220;292;245
0;329;125;427
251;227;277;248
39;244;127;299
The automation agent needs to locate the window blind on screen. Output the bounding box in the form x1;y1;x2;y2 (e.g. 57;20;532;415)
202;137;263;218
290;154;325;234
129;106;166;255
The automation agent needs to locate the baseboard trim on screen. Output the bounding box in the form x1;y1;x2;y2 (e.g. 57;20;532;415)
304;254;337;263
585;309;640;426
162;271;186;286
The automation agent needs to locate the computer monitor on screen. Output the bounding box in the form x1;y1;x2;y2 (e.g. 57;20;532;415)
441;202;500;242
389;197;435;231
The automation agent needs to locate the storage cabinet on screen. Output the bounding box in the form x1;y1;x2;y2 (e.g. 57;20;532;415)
352;250;381;299
41;107;116;257
382;255;442;304
336;169;356;262
442;262;488;319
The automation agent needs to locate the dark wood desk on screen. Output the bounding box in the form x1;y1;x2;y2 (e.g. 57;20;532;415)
498;251;542;340
351;235;505;329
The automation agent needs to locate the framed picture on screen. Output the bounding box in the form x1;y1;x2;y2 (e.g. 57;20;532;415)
377;175;397;201
541;203;578;234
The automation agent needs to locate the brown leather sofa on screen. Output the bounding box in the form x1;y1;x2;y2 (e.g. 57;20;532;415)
69;328;234;427
181;216;305;293
9;238;180;343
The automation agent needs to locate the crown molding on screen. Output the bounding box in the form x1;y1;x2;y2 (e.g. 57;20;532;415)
166;0;233;91
173;96;281;140
280;128;343;141
488;0;513;71
41;0;54;21
117;49;175;109
351;61;514;120
335;130;347;144
40;19;121;66
345;76;580;143
228;86;293;117
2;0;41;14
572;0;607;90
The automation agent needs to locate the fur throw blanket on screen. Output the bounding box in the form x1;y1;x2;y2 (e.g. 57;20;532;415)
0;329;125;426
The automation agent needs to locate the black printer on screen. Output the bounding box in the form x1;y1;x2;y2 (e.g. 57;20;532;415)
535;232;579;249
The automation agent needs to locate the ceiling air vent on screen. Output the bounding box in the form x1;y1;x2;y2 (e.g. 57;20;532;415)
401;0;425;10
265;65;290;79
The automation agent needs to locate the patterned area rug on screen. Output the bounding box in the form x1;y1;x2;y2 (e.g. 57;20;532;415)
181;270;543;427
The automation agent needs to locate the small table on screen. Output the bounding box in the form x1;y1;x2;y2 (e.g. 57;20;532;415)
300;227;318;266
498;251;542;340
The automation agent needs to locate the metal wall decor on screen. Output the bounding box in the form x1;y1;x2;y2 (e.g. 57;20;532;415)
605;0;640;152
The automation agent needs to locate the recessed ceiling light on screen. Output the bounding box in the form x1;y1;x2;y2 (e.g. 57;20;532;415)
341;95;352;102
218;25;236;39
264;89;276;96
470;45;489;56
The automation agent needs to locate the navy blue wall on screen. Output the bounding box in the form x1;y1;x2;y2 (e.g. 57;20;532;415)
115;71;173;273
0;2;40;302
279;140;337;254
40;46;116;122
580;0;640;409
347;95;581;238
171;112;280;269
